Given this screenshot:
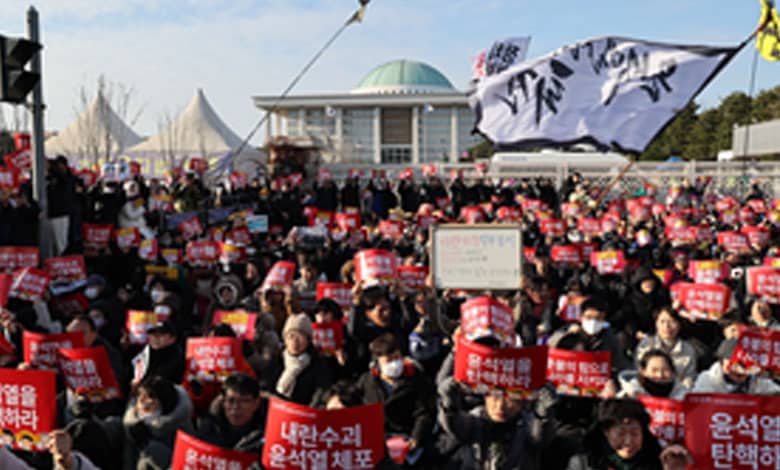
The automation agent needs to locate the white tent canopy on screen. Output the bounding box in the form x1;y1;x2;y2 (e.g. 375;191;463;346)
127;89;265;177
45;93;142;164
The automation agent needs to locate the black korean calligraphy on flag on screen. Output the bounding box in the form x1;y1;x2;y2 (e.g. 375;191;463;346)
471;36;744;153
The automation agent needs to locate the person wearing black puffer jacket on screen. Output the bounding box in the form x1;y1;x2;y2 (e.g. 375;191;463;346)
196;373;266;454
620;267;671;351
356;333;435;466
275;314;334;406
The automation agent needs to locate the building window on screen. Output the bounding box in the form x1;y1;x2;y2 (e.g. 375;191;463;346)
381;145;412;164
419;107;451;162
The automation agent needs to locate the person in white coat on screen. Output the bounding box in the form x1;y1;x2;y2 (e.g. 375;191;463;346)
118;180;150;233
693;338;780;395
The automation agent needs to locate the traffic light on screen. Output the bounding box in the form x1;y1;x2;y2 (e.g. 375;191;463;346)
0;35;41;104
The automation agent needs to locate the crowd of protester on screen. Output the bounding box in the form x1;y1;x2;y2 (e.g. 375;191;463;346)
0;157;778;469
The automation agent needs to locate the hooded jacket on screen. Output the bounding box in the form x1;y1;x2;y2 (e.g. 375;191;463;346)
692;361;780;395
122;385;193;470
621;267;671;339
566;424;663;470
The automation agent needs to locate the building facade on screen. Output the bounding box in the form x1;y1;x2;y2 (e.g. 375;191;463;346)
252;59;482;164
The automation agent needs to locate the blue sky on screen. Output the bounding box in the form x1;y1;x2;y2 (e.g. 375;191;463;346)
0;0;776;144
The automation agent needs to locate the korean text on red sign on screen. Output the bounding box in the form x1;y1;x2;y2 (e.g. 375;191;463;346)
546;347;611;397
684;393;780;470
262;397;385;470
454;337;547;397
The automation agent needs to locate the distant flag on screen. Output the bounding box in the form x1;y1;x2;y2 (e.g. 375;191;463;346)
347;0;370;25
485;37;531;76
471;36;744;154
757;0;780;61
472;50;487;81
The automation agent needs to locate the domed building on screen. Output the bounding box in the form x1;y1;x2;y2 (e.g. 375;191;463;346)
253;59;480;164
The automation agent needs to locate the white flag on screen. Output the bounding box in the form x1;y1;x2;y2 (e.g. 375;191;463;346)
472;36;742;153
472;37;531;82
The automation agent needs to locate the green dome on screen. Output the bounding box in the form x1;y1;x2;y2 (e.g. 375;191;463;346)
352;59;455;94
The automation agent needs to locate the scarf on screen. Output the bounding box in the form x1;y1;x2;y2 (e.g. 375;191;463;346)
275;351;311;398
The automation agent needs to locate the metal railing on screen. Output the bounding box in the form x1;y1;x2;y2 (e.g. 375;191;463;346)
322;160;780;199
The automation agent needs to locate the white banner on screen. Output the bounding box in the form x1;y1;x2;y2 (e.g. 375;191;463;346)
472;36;531;81
471;36;741;153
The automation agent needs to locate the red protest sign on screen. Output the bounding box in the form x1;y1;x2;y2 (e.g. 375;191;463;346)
550;244;583;267
716;196;740;213
746;267;780;304
172;430;258;470
162;248;182;265
261;261;296;291
188;158;209;174
0;369;57;452
185;241;220;266
577;218;602;236
454;337;547;397
0;246;39;274
178;216;204;240
311;210;334;229
0;167;18;189
495;206;521;222
546;348;611;397
225;227;251;247
540;218;565;237
125;310;163;345
10;268;50;301
589;250;626;275
733;325;780;374
748;198;768;214
397;265;428;291
335;212;361;232
82;224;113;249
765;257;780;269
742;225;771;247
688;260;730;285
138;238;158;262
262;397;385;470
57;347;122;402
354;249;397;285
311;321;344;354
185;337;252;382
44;255;87;285
211;310;257;341
4;148;31;172
219;242;247;265
558;294;588;322
670;282;731;321
115;227;140;250
521;198;546;213
460;296;515;345
0;273;11;307
378;220;404;239
560;202;581;218
637;395;685;446
315;282;353;309
684;393;780;470
460;206;485;223
717;231;751;254
23;331;85;368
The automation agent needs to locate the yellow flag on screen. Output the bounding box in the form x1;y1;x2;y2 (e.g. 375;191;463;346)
757;0;780;61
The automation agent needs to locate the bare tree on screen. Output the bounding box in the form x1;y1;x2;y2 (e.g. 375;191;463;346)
158;109;182;172
72;74;144;167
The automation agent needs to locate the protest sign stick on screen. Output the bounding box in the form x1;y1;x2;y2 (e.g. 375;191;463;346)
594;160;635;208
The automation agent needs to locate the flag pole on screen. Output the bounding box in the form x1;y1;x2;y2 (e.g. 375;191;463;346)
594;159;635;208
739;5;771;174
217;1;370;177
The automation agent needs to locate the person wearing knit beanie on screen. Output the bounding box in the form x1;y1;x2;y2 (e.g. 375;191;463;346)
282;313;313;340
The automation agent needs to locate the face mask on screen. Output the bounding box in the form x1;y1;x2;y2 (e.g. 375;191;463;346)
91;317;106;329
380;358;404;379
140;409;162;422
639;375;675;397
150;289;165;303
154;305;172;317
84;287;100;299
581;319;607;335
